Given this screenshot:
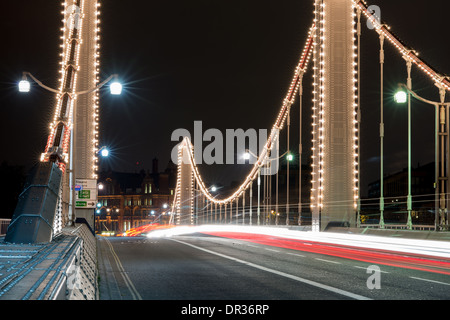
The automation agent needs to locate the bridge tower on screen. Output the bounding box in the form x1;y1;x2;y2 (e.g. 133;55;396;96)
66;0;101;231
174;139;195;225
310;0;359;231
5;0;101;243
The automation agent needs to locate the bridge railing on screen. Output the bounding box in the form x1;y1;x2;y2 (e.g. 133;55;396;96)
361;223;435;231
0;219;10;236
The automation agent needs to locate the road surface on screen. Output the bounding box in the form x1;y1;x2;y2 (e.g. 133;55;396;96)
97;230;450;302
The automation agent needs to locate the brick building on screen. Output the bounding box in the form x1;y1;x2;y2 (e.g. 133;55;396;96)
95;158;176;235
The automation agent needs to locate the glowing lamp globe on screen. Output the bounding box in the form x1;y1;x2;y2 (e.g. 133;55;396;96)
100;148;109;157
18;80;31;93
110;81;122;95
394;90;407;104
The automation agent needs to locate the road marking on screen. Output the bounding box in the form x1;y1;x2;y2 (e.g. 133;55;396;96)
265;248;280;253
104;238;142;300
315;258;341;265
409;276;450;286
171;239;371;300
286;252;305;258
354;265;389;274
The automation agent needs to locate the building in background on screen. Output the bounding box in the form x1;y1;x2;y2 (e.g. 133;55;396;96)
364;162;435;225
96;158;176;235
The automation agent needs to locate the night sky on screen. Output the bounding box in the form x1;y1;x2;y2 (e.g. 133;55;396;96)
1;0;450;198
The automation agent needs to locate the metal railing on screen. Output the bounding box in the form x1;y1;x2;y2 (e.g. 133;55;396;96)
360;223;435;231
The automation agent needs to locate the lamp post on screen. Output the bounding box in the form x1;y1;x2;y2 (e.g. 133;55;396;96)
395;83;450;230
19;72;121;96
406;59;413;230
19;72;121;226
379;33;385;229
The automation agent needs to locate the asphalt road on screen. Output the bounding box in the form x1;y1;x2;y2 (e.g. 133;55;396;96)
96;232;450;302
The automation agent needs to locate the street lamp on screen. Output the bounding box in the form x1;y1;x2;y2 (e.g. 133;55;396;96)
394;90;408;104
19;72;122;96
18;71;121;226
18;74;31;93
98;146;110;158
395;82;450;230
110;76;122;95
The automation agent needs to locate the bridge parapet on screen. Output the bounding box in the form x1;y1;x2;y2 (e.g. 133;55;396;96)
0;223;97;300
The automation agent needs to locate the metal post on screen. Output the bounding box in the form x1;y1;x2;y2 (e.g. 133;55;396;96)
215;202;217;224
264;164;268;225
249;181;253;225
242;191;245;225
69;125;75;226
230;200;233;224
298;78;303;226
406;58;413;230
286;108;290;226
235;197;239;224
268;172;272;225
439;87;448;229
257;168;261;225
435;104;439;230
444;104;450;230
276;169;279;225
379;33;385;228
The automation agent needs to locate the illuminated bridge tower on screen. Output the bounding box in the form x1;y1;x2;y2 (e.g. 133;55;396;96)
43;0;101;232
67;0;101;230
5;0;101;243
310;0;359;231
174;139;195;225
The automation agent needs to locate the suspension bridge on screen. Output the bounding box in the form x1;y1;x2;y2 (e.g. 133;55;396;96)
169;0;450;232
1;0;450;301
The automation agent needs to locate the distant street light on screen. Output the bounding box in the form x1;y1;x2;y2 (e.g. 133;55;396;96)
286;153;294;161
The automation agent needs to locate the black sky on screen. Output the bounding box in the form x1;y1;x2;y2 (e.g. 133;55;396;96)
1;0;450;198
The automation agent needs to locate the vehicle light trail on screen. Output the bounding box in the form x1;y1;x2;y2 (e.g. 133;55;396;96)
201;231;450;276
146;225;450;276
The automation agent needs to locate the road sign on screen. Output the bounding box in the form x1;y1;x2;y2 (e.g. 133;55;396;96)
75;179;97;208
78;190;91;199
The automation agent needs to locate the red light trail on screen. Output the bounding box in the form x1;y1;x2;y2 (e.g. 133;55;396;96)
201;231;450;276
